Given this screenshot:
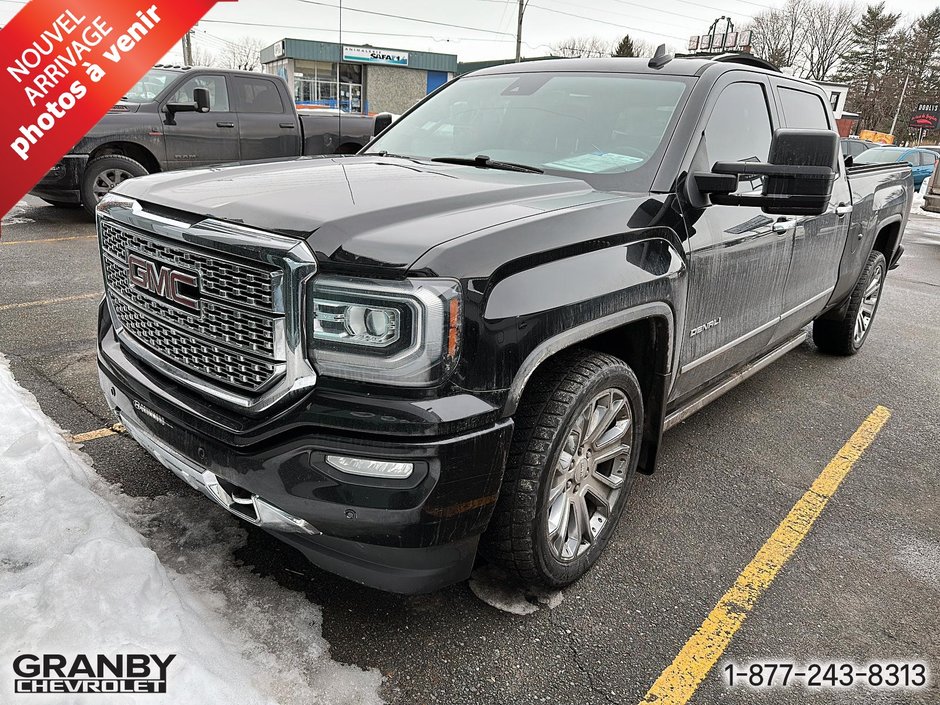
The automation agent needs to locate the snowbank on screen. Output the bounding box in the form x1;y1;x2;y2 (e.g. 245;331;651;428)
0;354;381;705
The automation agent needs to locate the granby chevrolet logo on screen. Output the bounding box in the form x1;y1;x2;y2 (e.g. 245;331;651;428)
13;653;176;694
127;252;200;311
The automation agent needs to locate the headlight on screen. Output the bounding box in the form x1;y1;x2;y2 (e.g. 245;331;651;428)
307;276;461;386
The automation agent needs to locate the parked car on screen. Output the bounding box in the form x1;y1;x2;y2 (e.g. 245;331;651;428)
840;137;875;159
30;65;375;216
853;146;938;188
95;54;911;593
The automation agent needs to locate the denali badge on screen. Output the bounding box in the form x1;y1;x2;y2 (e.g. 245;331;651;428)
127;253;200;311
690;317;721;337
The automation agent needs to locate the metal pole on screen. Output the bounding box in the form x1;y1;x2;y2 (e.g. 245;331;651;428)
515;0;525;62
889;71;910;137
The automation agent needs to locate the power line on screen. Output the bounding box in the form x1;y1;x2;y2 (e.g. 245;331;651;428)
294;0;516;37
525;3;689;42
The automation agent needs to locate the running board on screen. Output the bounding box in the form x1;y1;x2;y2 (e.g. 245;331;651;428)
664;331;808;432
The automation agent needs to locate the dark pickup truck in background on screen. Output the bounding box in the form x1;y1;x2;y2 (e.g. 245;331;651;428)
31;65;375;215
95;52;911;593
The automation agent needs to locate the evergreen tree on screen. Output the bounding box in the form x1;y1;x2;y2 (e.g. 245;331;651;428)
613;35;637;58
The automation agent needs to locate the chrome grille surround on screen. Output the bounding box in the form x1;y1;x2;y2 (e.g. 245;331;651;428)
98;194;317;414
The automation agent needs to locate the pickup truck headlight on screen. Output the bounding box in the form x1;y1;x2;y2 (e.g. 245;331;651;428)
307;276;461;386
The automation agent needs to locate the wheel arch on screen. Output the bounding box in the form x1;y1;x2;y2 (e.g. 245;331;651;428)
504;303;675;475
871;216;903;265
88;142;161;174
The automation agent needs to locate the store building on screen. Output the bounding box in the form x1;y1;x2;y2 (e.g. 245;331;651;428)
260;39;457;114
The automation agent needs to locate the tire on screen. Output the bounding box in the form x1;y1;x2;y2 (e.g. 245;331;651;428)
813;250;887;355
80;155;148;217
39;198;80;209
482;349;644;588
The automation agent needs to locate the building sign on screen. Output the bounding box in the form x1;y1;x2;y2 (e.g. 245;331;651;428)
910;103;940;130
343;46;409;67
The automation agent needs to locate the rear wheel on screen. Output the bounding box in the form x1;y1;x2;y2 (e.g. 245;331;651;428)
80;155;148;217
482;350;643;588
813;250;886;355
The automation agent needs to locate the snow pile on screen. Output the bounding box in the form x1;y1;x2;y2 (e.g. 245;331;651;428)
468;563;563;616
0;354;381;705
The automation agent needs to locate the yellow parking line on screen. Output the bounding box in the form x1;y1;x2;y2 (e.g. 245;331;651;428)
1;235;96;246
0;292;101;311
71;423;125;444
638;405;892;705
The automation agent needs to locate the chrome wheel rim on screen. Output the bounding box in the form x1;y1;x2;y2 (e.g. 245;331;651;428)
854;264;884;345
546;388;633;562
92;168;134;201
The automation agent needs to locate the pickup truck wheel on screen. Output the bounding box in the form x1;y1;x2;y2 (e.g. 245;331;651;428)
813;250;887;355
80;155;148;216
482;350;643;588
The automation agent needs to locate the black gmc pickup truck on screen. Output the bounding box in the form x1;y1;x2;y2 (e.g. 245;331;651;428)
95;53;912;593
31;65;374;216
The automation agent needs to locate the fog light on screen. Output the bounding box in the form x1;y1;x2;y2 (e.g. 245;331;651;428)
325;455;414;479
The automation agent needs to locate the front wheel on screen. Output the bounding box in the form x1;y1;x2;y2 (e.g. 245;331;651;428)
80;155;148;217
813;250;886;355
482;350;644;588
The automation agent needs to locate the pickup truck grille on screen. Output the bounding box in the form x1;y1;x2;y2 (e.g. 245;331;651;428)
99;219;283;393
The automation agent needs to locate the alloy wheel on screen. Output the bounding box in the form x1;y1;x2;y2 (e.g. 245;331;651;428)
92;168;134;202
854;263;884;345
546;388;633;562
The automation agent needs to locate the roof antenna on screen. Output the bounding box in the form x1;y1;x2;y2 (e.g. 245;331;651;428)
648;44;673;69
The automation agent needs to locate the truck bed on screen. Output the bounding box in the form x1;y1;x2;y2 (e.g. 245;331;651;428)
299;112;374;156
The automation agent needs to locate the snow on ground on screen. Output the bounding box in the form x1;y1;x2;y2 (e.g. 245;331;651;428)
0;353;382;705
468;564;563;616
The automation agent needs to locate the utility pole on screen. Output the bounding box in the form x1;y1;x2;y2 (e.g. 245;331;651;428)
889;71;910;138
515;0;527;63
182;28;194;66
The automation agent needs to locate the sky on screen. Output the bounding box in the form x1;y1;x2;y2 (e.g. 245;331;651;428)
1;0;938;66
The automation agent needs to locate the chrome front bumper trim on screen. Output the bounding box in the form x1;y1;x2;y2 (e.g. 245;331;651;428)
119;412;320;537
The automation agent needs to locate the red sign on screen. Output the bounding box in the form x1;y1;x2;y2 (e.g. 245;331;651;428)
0;0;232;219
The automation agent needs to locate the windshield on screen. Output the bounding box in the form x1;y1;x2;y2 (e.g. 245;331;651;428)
123;68;179;102
854;148;904;164
369;71;692;189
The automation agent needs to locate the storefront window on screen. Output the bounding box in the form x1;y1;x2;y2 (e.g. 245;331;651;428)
294;60;362;112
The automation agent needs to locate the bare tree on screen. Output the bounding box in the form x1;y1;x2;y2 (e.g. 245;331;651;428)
801;1;858;80
551;35;616;58
748;0;809;70
221;36;266;72
611;34;655;58
190;42;218;68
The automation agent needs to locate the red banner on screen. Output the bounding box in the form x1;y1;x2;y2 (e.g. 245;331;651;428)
0;0;228;218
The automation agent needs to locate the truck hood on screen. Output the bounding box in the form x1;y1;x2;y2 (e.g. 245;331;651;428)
114;156;620;271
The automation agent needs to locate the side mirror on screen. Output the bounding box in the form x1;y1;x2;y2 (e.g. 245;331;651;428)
694;128;839;216
373;112;394;137
164;87;211;125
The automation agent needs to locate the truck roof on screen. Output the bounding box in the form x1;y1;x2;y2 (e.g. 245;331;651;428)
469;55;809;85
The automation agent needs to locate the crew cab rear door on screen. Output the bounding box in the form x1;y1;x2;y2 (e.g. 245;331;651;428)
230;75;301;161
161;73;240;169
673;73;793;400
769;81;851;343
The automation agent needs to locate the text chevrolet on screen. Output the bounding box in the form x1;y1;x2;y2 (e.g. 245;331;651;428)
96;55;911;593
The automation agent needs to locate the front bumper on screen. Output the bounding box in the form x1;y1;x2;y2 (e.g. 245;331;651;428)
98;326;513;594
29;154;87;203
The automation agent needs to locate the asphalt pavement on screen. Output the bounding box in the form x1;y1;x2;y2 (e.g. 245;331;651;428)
1;195;938;705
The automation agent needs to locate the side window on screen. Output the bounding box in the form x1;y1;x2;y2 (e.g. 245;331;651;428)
704;82;773;193
168;75;229;112
778;87;831;130
233;77;286;114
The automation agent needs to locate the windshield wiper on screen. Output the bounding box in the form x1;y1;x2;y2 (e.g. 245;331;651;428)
430;155;543;174
360;150;416;160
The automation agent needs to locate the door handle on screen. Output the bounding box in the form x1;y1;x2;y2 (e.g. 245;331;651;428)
772;219;798;234
279;122;296;128
835;204;853;217
216;121;235;128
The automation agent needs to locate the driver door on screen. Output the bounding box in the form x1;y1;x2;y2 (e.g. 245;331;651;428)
672;75;793;401
162;73;240;170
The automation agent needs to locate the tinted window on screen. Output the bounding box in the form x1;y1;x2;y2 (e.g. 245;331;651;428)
233;77;286;113
369;72;692;190
168;74;229;112
854;148;904;164
779;87;831;129
704;82;773;193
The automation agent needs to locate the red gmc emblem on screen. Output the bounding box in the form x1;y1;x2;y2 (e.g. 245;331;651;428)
127;253;200;312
